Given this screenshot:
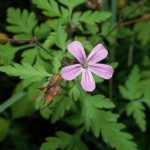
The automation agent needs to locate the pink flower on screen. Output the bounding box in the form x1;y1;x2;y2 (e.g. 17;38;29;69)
61;41;114;92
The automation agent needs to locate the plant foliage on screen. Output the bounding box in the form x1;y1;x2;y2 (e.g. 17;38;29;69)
0;0;150;150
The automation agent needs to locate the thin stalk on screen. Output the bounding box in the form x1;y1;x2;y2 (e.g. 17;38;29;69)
8;38;34;44
7;37;52;56
121;18;141;26
33;40;52;56
109;0;118;100
111;0;118;22
16;44;35;51
127;44;134;67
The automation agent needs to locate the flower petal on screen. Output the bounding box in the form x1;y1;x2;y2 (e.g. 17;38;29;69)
67;41;86;64
81;69;95;92
90;63;114;79
87;44;108;64
61;64;82;80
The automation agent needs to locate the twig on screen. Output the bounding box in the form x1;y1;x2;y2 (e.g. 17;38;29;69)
7;37;52;56
8;38;34;44
105;0;145;38
120;18;140;26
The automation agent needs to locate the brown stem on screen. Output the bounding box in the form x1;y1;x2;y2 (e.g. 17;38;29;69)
8;38;34;44
7;37;52;56
120;18;141;26
121;15;150;26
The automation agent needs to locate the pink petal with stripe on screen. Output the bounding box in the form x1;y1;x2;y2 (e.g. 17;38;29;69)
61;64;82;80
67;41;86;64
90;63;114;79
87;44;108;64
81;69;95;92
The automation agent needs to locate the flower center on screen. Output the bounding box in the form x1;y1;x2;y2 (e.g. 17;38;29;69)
82;60;89;69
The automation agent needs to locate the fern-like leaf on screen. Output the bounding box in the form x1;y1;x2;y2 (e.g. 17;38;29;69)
72;11;111;24
32;0;61;17
40;131;88;150
7;8;37;39
0;63;51;82
81;94;137;150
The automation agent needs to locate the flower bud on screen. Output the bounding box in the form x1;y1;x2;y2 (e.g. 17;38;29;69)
118;0;126;9
0;33;9;43
44;86;61;107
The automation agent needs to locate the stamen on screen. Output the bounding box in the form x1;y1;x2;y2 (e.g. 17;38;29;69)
82;60;89;69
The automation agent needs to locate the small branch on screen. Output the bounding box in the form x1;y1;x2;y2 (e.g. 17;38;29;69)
7;37;52;56
105;0;145;38
120;18;140;26
8;38;34;44
120;15;150;26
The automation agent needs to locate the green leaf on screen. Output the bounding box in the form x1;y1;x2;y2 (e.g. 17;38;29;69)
7;8;37;39
81;94;137;150
82;95;117;134
84;24;99;34
0;63;50;79
34;21;51;39
56;26;67;51
11;95;35;119
93;73;104;83
140;78;150;107
40;95;73;121
58;0;85;14
100;118;137;150
0;44;18;65
86;94;115;109
72;11;111;24
21;48;38;64
51;51;64;73
119;66;142;100
40;131;88;150
69;83;82;101
43;33;56;48
0;63;51;85
40;107;53;119
65;113;83;127
123;2;143;19
127;101;146;132
32;0;61;17
101;21;117;43
0;118;10;142
0;92;26;113
50;96;73;123
134;21;150;46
